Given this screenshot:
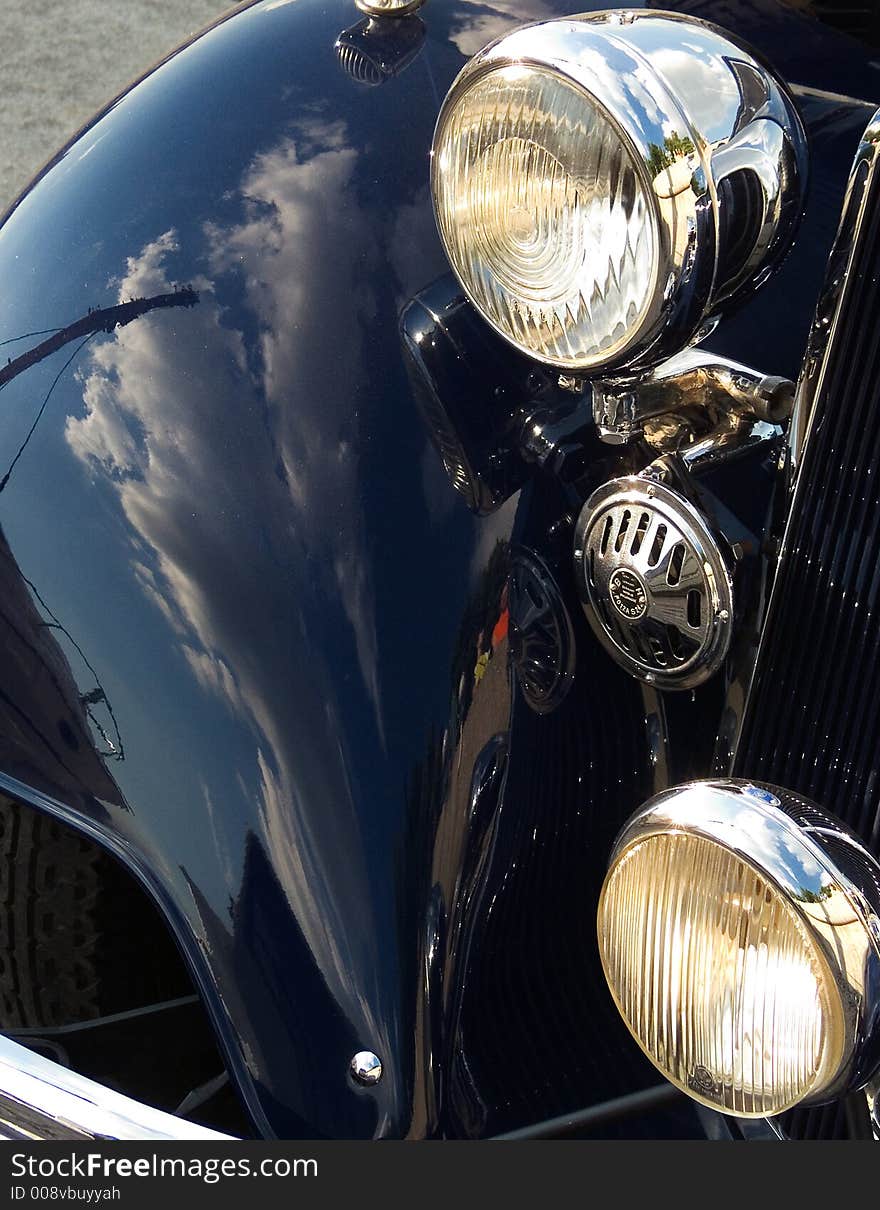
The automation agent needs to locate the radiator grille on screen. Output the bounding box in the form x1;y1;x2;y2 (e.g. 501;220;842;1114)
734;135;880;1140
449;584;669;1136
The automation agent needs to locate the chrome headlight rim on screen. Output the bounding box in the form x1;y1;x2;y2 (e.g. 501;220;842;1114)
431;17;708;373
430;10;807;375
599;779;880;1115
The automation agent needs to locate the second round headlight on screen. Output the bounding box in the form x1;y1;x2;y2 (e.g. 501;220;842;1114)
598;781;880;1117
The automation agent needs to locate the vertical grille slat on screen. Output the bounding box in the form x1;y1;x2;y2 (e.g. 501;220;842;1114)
734;122;880;1142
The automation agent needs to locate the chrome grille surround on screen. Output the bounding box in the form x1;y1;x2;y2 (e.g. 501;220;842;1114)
732;108;880;1142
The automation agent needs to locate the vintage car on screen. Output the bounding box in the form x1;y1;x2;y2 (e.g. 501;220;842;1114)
0;0;879;1142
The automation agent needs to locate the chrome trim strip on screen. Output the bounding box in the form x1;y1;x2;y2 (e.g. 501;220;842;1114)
0;1034;234;1140
789;108;880;470
492;1083;684;1140
729;108;880;767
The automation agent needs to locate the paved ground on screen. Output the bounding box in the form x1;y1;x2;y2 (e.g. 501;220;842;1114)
1;1;236;214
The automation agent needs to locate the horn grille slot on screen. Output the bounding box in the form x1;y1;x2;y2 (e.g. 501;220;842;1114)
335;42;384;86
573;477;733;689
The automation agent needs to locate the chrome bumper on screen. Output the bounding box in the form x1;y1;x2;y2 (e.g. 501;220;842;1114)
0;1034;233;1140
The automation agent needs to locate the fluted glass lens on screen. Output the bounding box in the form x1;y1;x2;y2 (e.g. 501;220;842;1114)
598;833;847;1116
432;64;658;369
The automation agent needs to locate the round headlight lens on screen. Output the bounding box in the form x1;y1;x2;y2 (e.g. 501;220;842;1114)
432;64;659;370
599;829;848;1116
430;14;808;377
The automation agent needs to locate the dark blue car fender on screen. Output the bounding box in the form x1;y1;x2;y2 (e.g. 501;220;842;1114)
0;0;875;1138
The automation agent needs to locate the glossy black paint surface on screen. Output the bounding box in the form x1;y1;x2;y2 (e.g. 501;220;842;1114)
0;0;876;1138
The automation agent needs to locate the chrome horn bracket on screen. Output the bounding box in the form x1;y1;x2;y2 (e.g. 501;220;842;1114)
591;348;794;445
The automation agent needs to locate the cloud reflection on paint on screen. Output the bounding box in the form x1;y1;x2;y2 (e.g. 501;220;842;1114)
446;0;555;56
65;117;400;1058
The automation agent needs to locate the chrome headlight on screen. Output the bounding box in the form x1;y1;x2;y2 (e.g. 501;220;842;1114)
598;781;880;1117
431;11;806;373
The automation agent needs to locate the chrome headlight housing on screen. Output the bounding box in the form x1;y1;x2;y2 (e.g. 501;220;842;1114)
598;781;880;1117
431;10;806;373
